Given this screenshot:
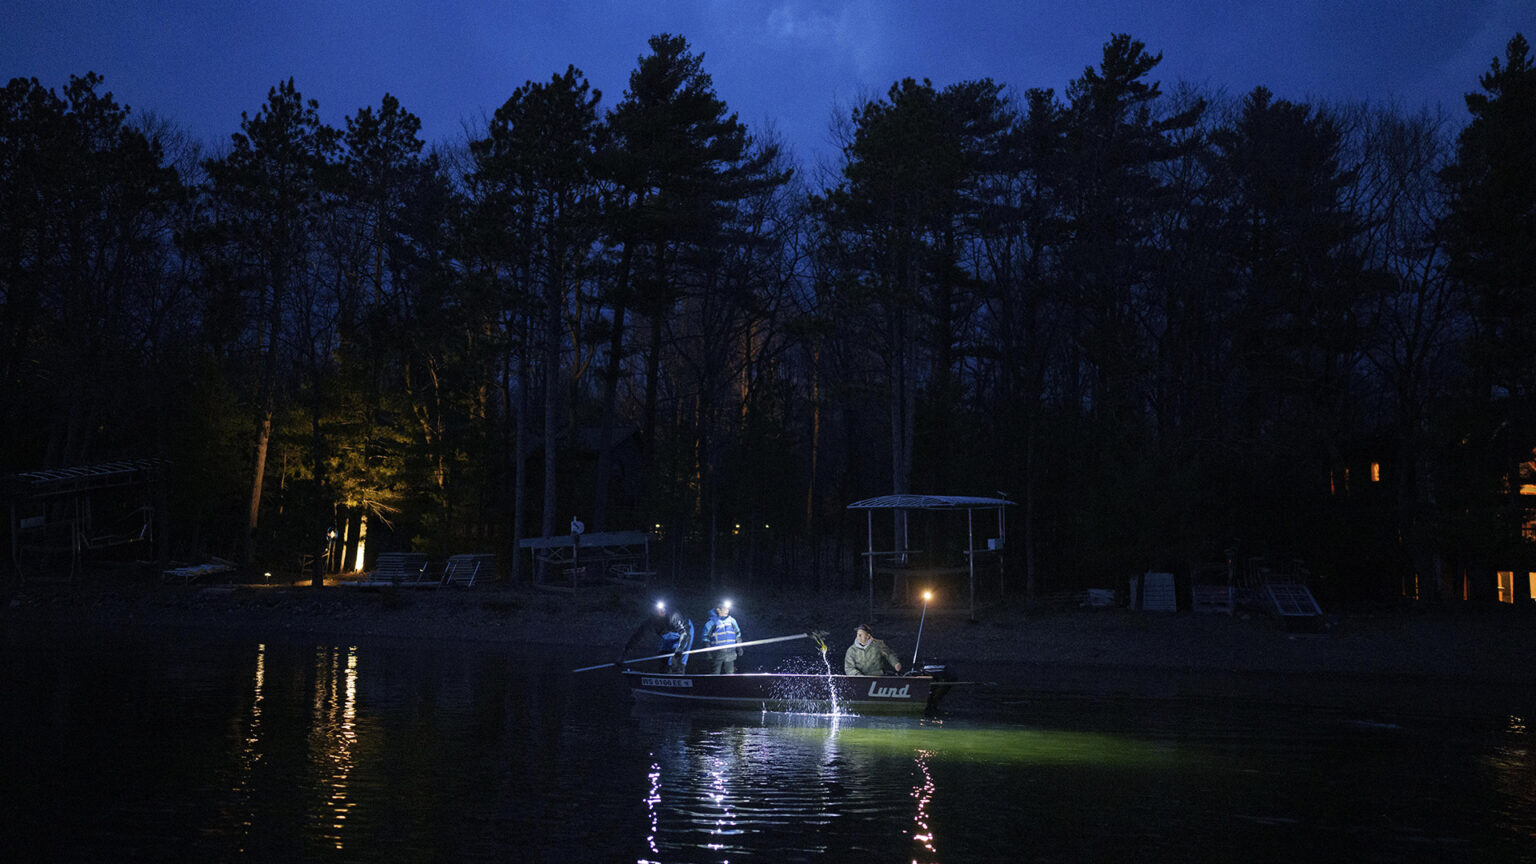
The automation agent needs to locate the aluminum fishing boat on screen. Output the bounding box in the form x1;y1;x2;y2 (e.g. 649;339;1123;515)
622;668;952;715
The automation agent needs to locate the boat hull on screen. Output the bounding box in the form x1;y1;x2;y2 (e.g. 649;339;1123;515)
623;670;946;714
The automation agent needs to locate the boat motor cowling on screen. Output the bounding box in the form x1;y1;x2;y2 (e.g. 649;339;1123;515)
910;658;956;681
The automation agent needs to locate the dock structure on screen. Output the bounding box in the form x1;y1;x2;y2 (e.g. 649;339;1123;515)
3;459;169;584
519;530;655;591
847;494;1013;622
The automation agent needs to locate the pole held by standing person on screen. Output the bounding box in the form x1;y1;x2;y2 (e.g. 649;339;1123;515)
572;632;824;673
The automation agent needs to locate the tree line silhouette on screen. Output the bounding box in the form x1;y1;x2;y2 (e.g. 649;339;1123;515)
2;32;1532;604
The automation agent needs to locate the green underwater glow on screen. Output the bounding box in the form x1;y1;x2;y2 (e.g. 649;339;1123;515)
775;722;1177;767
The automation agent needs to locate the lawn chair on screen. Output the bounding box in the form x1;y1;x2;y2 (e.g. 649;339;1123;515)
371;552;431;586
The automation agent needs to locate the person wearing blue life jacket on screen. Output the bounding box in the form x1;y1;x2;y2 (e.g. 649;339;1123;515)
700;600;743;674
620;601;694;673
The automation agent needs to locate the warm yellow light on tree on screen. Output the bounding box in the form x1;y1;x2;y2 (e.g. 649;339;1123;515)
352;515;366;573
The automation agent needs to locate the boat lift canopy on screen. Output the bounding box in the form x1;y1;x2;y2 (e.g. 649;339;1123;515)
847;494;1013;621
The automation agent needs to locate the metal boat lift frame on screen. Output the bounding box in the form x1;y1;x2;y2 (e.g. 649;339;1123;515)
2;459;168;584
847;494;1013;622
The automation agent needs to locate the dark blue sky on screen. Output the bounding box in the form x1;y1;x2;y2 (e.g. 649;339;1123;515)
5;0;1529;167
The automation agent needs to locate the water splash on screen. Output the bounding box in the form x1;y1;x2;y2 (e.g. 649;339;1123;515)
762;656;846;716
816;641;842;716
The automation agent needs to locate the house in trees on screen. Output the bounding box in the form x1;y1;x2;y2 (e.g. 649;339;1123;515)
575;424;646;523
521;424;646;533
1329;444;1536;606
1496;454;1536;605
1448;450;1536;607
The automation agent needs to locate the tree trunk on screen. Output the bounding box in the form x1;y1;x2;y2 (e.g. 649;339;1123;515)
805;343;821;533
542;251;563;546
310;372;328;588
242;408;271;570
593;242;634;531
644;309;663;473
1022;418;1037;608
508;313;526;584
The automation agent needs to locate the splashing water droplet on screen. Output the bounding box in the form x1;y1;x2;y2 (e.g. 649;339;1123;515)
818;650;840;715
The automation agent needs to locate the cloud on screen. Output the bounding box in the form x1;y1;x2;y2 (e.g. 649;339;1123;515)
764;0;886;75
766;3;849;43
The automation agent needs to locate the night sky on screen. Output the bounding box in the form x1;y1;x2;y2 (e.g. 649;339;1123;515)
4;0;1531;165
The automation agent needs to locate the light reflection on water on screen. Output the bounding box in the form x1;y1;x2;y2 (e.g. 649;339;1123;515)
0;627;1531;863
231;642;264;851
310;645;358;850
629;708;1182;862
912;748;937;862
1489;713;1533;836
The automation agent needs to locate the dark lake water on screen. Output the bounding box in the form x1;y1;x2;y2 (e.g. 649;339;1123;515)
1;625;1531;863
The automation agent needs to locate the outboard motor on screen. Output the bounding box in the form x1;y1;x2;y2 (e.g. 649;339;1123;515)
911;658;958;713
911;658;957;681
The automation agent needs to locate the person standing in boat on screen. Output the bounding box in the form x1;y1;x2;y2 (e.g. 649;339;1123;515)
700;600;742;674
621;601;695;673
844;623;903;675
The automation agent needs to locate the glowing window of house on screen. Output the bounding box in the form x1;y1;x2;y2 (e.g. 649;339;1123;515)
1522;482;1536;541
1494;571;1533;603
1370;462;1380;482
1522;458;1536;540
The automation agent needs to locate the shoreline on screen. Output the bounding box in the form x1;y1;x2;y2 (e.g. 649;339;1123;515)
5;579;1534;702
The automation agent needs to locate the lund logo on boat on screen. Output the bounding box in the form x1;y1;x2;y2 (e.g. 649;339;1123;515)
868;681;911;699
641;677;693;688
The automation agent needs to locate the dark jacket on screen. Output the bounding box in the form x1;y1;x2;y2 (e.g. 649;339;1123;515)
625;610;694;658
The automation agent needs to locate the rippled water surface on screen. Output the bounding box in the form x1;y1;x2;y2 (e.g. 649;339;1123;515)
1;626;1530;863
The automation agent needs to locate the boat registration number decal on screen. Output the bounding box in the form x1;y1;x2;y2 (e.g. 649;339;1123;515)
641;677;694;688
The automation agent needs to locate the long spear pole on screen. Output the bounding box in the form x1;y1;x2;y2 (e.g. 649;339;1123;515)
571;632;820;673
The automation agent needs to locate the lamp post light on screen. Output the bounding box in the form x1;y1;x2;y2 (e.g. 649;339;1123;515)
323;527;338;586
912;590;932;667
